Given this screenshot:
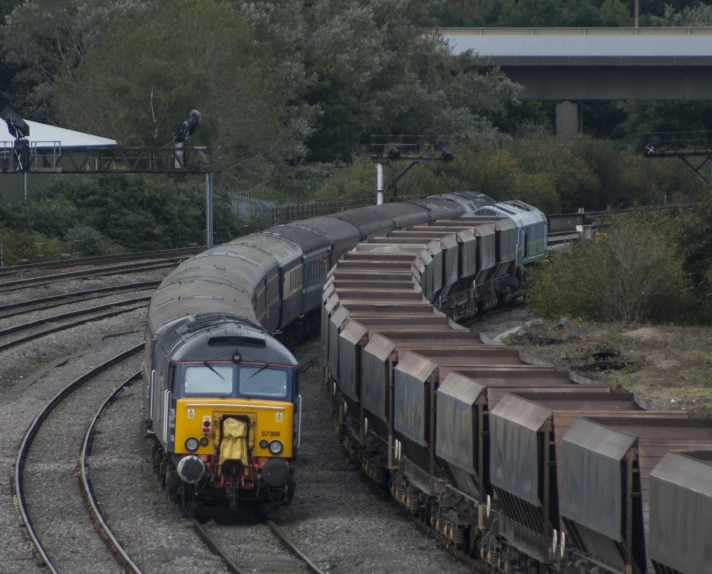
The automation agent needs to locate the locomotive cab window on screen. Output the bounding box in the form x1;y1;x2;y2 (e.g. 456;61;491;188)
239;366;288;399
184;365;233;395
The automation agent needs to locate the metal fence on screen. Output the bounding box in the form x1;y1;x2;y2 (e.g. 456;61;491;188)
228;193;426;226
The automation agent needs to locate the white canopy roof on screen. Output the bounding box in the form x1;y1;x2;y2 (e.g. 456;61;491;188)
0;120;116;148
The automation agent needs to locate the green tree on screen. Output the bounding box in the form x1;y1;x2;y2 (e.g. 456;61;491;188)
236;0;519;163
2;175;240;252
526;213;690;322
2;0;148;120
53;0;308;197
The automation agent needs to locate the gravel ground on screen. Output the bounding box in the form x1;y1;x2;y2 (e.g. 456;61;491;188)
88;382;232;573
275;338;472;574
467;304;532;340
0;284;157;323
0;306;148;394
0;299;148;349
0;267;172;306
206;520;308;573
21;354;143;573
0;332;144;574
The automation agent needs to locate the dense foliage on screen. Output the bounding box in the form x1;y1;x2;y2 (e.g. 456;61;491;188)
525;200;712;324
0;0;710;278
0;175;240;264
313;134;706;213
441;0;711;28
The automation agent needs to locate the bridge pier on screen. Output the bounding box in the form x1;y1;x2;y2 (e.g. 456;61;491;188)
555;101;582;143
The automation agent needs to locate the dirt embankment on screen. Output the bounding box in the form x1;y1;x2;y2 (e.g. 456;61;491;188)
505;318;712;417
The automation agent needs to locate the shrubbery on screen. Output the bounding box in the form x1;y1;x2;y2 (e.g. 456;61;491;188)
313;135;706;213
0;174;241;264
525;211;701;323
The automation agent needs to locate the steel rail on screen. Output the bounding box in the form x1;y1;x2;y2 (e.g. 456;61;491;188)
13;344;143;573
266;519;327;574
0;259;185;290
0;296;151;338
0;280;160;317
0;297;150;353
0;246;202;277
80;371;144;574
189;518;247;574
0;263;177;294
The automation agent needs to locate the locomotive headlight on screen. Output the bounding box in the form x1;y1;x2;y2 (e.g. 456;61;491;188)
185;437;199;452
259;439;269;449
269;440;283;455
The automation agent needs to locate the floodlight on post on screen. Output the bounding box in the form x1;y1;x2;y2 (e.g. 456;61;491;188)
370;135;455;205
0;106;31;176
173;109;214;248
376;163;384;205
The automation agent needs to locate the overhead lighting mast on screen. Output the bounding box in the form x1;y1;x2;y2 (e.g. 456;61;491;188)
370;135;455;205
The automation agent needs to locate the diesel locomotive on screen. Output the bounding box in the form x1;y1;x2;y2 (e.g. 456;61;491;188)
143;191;550;510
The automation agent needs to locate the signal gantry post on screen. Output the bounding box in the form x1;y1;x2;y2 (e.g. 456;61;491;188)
370;135;454;205
0;144;221;248
644;131;712;187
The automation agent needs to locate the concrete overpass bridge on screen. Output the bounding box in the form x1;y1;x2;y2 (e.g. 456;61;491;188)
441;27;712;139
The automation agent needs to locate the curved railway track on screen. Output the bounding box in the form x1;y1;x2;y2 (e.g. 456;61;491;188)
0;246;203;279
0;259;184;294
0;280;160;320
80;371;144;574
0;296;150;352
14;344;325;574
14;345;143;573
190;516;326;574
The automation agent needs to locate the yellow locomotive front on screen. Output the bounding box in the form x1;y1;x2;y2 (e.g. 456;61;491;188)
146;318;300;511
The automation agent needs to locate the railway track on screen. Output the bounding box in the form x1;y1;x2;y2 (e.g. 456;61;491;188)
81;371;144;574
0;246;203;279
0;296;150;353
0;281;160;320
192;516;326;574
14;346;143;573
0;259;183;294
14;343;325;574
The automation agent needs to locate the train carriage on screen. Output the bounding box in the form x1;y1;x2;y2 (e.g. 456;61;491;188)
287;216;360;267
330;207;396;240
261;225;331;316
230;234;303;330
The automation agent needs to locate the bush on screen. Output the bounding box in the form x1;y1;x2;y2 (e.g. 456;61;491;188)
310;136;707;214
0;229;69;266
64;224;120;257
0;174;241;254
525;213;691;322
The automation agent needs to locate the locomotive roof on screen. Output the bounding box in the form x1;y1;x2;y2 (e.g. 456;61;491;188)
260;225;330;254
148;297;258;337
157;313;297;365
330;207;395;236
407;198;464;220
365;203;430;227
230;233;301;266
287;217;360;244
